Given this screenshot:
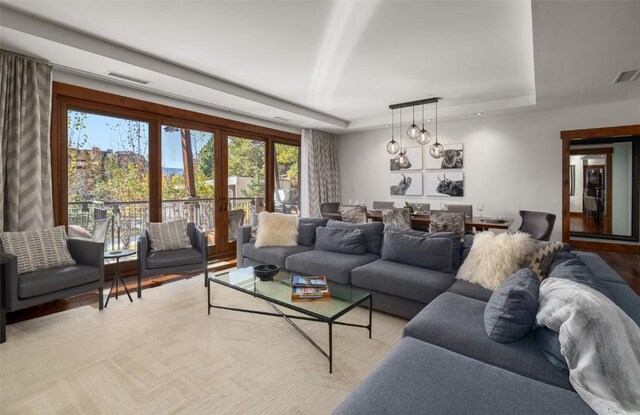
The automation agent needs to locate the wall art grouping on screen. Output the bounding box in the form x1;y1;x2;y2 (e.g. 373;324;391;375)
425;143;463;169
388;143;464;197
389;146;423;171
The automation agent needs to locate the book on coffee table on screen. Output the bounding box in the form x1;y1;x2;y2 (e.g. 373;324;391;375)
291;276;330;301
291;275;328;289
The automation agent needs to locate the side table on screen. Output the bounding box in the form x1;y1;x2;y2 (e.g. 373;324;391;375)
104;249;135;308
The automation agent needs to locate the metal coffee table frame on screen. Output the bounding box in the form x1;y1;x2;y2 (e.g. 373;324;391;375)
207;271;372;373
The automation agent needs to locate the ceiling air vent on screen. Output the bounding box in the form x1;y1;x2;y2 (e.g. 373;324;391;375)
612;69;640;84
273;116;293;122
104;71;150;85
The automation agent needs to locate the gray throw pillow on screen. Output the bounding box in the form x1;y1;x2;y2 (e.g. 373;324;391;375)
0;226;76;275
386;226;462;271
535;327;569;374
327;220;384;255
297;223;316;246
548;259;612;300
146;219;192;251
381;231;453;273
314;227;366;255
484;268;540;343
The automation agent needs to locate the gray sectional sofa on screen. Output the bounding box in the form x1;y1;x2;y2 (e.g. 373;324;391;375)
236;219;640;414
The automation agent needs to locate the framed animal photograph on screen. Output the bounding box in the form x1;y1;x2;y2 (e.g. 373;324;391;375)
425;172;464;197
389;146;423;171
390;172;423;196
425;143;463;169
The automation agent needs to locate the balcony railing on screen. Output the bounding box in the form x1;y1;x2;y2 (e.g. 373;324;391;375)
68;197;254;251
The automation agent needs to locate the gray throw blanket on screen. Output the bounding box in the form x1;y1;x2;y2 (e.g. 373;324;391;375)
536;278;640;414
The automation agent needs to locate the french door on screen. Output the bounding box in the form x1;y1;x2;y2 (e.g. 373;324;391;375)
160;125;267;257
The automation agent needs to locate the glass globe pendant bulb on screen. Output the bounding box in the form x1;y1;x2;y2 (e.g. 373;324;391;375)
407;123;420;140
416;129;431;145
397;148;411;168
429;142;444;159
386;139;400;155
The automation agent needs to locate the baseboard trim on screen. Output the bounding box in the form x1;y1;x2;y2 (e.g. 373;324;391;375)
570;240;640;253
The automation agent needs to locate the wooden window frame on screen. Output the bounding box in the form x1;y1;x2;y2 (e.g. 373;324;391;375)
51;82;301;264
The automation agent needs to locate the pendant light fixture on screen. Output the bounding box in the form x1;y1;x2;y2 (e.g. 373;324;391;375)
407;106;420;140
416;103;431;145
386;108;400;155
397;108;411;168
429;100;444;159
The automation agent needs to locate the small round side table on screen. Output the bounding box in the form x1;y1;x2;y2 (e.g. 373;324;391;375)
104;249;136;307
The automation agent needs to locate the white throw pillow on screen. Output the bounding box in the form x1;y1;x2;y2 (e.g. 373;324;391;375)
456;231;538;291
254;212;299;248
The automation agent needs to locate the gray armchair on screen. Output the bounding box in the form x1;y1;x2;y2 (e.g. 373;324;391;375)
137;222;208;297
1;238;105;343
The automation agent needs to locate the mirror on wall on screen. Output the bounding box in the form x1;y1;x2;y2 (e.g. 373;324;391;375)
568;137;639;242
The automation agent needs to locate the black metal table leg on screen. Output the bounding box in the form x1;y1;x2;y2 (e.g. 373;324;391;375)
104;273;118;308
207;277;211;315
368;296;373;339
328;322;333;374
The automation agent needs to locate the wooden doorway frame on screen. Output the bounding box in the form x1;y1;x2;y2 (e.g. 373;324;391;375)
570;147;613;234
561;124;640;253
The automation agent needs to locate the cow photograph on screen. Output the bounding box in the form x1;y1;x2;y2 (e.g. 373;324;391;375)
389;146;423;171
390;172;422;196
426;172;464;197
425;143;463;169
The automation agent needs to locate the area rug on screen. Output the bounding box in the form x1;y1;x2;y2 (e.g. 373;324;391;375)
0;274;406;414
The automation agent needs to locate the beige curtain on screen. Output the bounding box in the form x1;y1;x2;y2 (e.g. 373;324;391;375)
304;129;341;217
0;51;54;231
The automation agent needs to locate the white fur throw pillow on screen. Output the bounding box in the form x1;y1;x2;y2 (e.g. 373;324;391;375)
254;212;299;248
456;231;538;291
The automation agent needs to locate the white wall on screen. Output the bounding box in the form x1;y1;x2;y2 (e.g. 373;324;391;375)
337;99;640;242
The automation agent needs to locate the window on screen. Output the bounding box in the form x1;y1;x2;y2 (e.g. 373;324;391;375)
67;110;149;251
274;142;300;216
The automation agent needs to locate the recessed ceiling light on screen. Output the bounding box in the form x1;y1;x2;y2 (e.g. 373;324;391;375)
475;112;483;116
426;118;432;122
384;123;391;127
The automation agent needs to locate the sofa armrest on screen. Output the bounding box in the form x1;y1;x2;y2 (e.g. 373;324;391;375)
195;226;207;261
1;253;19;310
68;238;104;267
237;226;252;268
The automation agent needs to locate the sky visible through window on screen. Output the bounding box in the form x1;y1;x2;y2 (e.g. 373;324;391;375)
69;111;186;169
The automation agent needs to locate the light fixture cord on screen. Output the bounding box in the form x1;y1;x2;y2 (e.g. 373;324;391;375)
392;109;395;140
412;106;415;124
435;101;438;142
399;108;403;147
421;104;424;129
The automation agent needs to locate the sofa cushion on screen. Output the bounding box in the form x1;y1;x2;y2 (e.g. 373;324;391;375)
299;217;329;227
536;327;569;375
146;248;202;269
255;212;299;248
327;220;384;255
386;227;462;271
381;231;452;273
403;292;572;390
575;252;627;284
351;259;455;304
315;227;366;255
146;219;192;251
548;259;612;300
601;281;640;326
285;250;378;285
242;242;312;270
297;223;316;246
0;226;76;274
446;279;492;302
333;337;593;415
484;268;540;343
18;265;100;299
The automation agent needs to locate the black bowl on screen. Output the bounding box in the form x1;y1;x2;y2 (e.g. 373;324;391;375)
253;264;279;281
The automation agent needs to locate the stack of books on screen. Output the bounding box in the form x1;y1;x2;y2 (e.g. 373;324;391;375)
291;275;330;301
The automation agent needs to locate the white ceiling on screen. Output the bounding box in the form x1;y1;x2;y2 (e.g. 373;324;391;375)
1;1;639;133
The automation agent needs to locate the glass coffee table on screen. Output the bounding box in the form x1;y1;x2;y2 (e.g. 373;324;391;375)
207;267;372;373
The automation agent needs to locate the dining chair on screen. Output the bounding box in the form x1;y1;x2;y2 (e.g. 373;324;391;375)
517;210;556;241
382;208;412;229
339;205;368;224
445;204;473;219
320;202;341;218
